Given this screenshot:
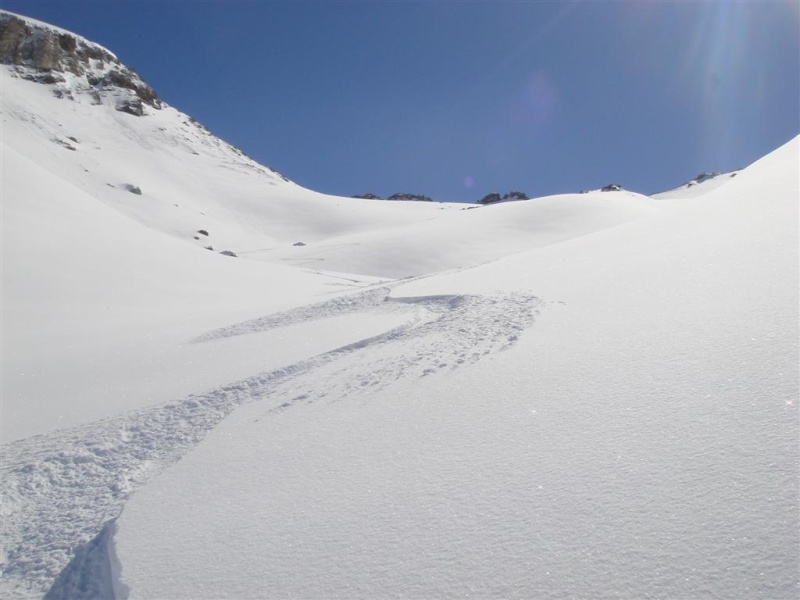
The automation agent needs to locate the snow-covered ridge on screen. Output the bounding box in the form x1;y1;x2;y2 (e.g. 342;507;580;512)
651;170;740;200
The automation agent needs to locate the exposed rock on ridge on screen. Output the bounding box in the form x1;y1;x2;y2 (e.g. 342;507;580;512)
351;193;433;202
479;191;529;205
0;11;161;115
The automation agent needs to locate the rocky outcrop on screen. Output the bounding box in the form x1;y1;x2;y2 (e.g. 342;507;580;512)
693;172;721;185
0;15;113;75
478;191;529;205
387;193;433;202
352;193;434;202
601;183;623;192
0;11;161;114
122;183;142;195
502;191;528;201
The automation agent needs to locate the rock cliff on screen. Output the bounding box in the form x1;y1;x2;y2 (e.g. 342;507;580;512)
0;11;161;115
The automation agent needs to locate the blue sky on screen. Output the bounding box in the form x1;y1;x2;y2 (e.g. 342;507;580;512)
4;1;798;201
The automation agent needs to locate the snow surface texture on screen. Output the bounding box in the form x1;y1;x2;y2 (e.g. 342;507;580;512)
2;282;539;598
112;137;800;600
1;10;798;600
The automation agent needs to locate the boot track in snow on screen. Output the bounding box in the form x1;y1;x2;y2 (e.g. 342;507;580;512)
0;285;541;598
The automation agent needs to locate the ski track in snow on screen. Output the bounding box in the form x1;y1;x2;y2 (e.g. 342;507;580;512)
0;286;541;599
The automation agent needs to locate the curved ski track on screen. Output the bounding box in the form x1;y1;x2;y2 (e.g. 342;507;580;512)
0;286;541;598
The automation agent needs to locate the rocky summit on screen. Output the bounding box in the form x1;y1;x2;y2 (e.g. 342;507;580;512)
0;11;160;115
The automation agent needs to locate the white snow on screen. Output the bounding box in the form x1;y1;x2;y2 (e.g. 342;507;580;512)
111;135;800;600
0;11;797;600
650;170;740;200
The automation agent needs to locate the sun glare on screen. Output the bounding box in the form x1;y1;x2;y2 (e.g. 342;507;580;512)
677;1;794;165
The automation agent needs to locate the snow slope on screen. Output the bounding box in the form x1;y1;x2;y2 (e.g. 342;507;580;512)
0;58;661;282
651;170;740;200
1;10;798;600
112;136;799;599
1;8;661;443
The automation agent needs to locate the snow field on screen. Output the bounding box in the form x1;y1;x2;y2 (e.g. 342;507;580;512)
114;137;799;598
1;15;797;597
1;279;540;597
1;59;665;442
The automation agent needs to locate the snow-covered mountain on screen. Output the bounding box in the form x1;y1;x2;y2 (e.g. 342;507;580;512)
1;11;798;600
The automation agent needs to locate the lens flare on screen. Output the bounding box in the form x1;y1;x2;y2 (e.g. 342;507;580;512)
676;2;794;166
512;71;559;128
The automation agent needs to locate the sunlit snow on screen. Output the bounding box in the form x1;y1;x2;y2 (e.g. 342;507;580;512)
1;10;797;600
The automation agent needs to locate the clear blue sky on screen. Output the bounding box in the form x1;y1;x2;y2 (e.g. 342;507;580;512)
4;1;799;201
